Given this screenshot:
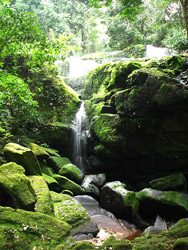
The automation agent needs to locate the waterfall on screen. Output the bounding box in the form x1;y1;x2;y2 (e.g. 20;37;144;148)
71;102;88;171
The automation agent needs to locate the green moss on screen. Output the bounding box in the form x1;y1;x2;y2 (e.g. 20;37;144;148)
0;162;37;210
173;238;188;250
28;176;54;216
0;206;71;249
149;173;186;191
159;55;184;72
51;191;89;227
71;241;96;250
28;142;49;161
53;174;85;195
47;156;72;172
136;188;188;212
3;143;42;176
42;173;60;190
92;114;124;148
58;164;84;184
40;162;55;177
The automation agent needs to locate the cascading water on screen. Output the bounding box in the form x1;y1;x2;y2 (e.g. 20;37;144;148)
71;102;88;171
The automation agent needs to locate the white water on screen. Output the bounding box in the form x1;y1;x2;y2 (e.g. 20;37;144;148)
67;56;100;78
71;102;88;171
145;45;172;59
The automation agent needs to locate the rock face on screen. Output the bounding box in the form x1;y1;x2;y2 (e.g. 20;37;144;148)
3;143;42;175
84;55;188;187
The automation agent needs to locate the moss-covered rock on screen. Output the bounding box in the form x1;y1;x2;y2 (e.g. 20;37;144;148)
40;161;55;177
28;142;49;161
28;176;54;216
42;173;60;191
58;163;84;184
149;173;187;191
50;191;89;227
53;174;85;195
0;162;37;210
136;188;188;220
3;143;42;175
91;114;125;149
0;206;71;249
173;237;188;250
47;156;72;172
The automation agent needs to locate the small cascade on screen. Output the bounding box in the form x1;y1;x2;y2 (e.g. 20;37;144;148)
71;102;88;171
145;45;172;59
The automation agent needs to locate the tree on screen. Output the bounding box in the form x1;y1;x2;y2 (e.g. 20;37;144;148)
90;0;188;40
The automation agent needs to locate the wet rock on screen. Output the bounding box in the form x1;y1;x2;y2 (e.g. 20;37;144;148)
149;173;186;191
100;181;139;219
3;143;42;175
58;163;84;184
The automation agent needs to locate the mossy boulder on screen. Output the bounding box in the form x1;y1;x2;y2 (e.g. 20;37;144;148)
28;142;49;161
0;206;71;249
58;163;84;184
47;156;71;172
0;162;37;210
53;174;85;195
3;143;42;175
50;191;89;227
40;162;55;177
136;188;188;220
42;173;60;191
28;176;54;216
149;173;187;191
100;181;139;219
173;238;188;250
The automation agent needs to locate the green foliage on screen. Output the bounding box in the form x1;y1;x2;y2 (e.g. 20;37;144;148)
163;28;188;52
0;71;38;134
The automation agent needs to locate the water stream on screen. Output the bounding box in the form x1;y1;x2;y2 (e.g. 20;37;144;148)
71;101;88;171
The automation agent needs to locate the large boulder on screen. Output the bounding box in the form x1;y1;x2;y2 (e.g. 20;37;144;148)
58;163;84;184
28;176;54;216
3;143;42;175
42;173;60;191
50;191;89;227
100;181;139;219
0;206;71;249
0;162;37;210
136;188;188;220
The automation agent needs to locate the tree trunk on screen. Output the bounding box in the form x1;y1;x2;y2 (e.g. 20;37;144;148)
180;0;188;39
